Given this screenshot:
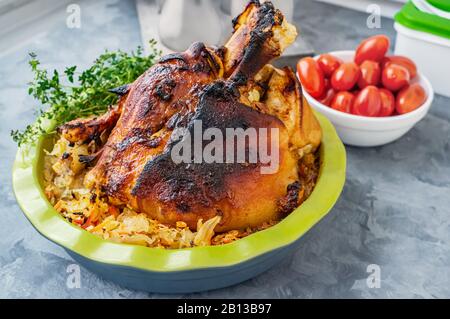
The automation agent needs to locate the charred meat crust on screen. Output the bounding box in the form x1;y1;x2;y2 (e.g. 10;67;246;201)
155;78;177;101
231;0;261;30
90;41;221;202
113;128;161;152
132;43;217;123
233;1;283;37
108;84;130;96
277;181;301;215
158;53;186;64
227;0;284;80
281;66;297;94
158;42;210;64
132;81;284;213
79;152;101;166
57;104;122;144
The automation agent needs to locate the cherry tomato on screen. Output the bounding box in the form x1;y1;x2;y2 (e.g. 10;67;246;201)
318;88;336;106
381;64;410;92
358;60;381;89
354;35;390;65
330;91;354;113
382;55;417;79
331;62;360;91
352;86;381;117
317;54;343;77
297;57;325;98
351;89;360;97
378;88;395;117
396;83;426;114
324;78;331;91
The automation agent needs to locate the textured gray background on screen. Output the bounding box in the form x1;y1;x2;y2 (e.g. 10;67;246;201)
0;0;449;298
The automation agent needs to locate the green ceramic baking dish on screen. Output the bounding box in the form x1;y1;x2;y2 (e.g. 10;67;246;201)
12;112;346;293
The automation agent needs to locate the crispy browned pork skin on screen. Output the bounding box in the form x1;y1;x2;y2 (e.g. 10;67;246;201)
57;0;322;231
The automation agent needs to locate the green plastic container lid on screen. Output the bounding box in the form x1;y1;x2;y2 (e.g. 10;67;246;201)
426;0;450;12
395;1;450;40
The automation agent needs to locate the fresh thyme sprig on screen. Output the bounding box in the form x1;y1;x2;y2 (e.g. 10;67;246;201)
11;40;161;146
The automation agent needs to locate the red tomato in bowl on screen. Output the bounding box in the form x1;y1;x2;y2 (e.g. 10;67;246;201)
378;88;395;117
331;62;360;91
318;88;335;106
354;35;390;65
382;64;410;92
297;57;325;98
317;54;342;77
324;78;331;91
396;83;426;114
358;60;381;89
330;91;354;113
382;55;417;79
352;86;381;117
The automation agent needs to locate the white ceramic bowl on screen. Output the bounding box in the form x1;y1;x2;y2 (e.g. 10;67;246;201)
302;50;434;147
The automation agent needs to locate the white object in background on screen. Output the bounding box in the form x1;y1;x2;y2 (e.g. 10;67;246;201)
303;51;434;147
231;0;294;22
136;0;314;64
394;23;450;98
158;0;224;52
136;0;169;55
